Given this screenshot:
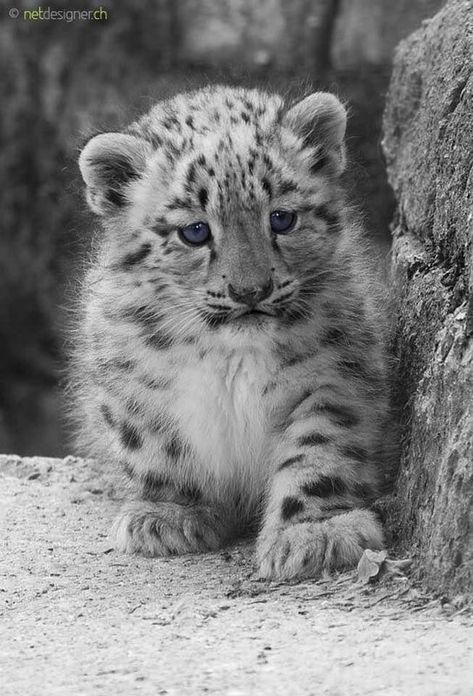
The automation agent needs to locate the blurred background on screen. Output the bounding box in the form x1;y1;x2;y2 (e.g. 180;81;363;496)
0;0;443;457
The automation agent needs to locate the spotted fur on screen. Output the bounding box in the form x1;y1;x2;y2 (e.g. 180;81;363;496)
73;85;391;580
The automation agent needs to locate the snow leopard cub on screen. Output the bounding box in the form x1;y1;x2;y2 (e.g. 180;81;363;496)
75;85;390;580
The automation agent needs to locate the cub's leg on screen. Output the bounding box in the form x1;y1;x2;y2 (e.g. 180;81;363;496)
95;391;234;556
257;387;384;580
112;498;229;556
111;460;232;556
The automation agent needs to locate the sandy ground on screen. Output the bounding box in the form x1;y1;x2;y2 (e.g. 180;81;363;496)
1;455;471;696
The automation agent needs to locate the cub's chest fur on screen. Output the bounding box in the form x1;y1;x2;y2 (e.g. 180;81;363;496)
170;343;277;485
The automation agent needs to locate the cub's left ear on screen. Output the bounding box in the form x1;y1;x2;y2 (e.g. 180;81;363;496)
283;92;347;175
79;132;151;216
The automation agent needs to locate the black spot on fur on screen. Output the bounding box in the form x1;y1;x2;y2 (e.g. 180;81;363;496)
281;352;312;368
202;310;230;329
100;357;135;372
151;223;171;238
144;330;173;350
167;197;193;211
352;481;376;501
278;179;297;195
164;433;184;460
298;433;330;447
90;154;140;196
316;205;340;229
316;403;359;428
341;444;369;463
262;381;277;396
310;155;328;173
121;460;135;480
142;471;165;500
271;235;281;256
316;503;353;521
100;403;115;427
186;162;196;185
106;189;126;207
120;422;142;450
302;551;313;567
303;476;346;498
118;243;152;271
278;454;305;471
198;187;208;210
180;485;201;501
322;326;348;346
338;358;367;379
262;177;272;197
146;133;163;149
126;398;144;416
209;246;217;263
185;115;194;129
288;389;313;414
281;496;304;520
141;375;172;390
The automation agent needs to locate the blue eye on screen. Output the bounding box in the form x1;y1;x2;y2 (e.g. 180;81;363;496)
269;210;297;234
178;221;211;246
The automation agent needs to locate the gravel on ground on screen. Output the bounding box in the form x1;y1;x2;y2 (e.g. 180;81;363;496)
1;455;471;696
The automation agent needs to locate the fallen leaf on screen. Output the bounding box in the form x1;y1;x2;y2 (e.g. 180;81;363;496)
357;549;388;583
357;550;412;584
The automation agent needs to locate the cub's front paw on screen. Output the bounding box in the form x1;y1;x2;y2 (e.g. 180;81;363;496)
112;501;227;556
256;509;383;581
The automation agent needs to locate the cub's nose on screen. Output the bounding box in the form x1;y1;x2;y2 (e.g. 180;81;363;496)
227;278;273;308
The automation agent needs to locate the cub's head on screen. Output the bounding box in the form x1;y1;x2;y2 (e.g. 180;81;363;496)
79;86;347;335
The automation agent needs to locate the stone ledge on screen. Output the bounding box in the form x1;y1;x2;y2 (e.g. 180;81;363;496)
383;0;473;594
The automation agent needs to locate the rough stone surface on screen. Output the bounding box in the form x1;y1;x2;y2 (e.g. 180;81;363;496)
383;0;473;595
1;455;472;696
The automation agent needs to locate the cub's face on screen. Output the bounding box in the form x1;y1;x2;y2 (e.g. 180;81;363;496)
79;87;347;332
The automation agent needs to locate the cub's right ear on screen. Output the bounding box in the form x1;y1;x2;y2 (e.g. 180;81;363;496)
78;133;151;216
283;92;347;175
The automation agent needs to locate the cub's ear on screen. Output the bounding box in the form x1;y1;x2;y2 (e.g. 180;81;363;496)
283;92;347;175
78;132;151;216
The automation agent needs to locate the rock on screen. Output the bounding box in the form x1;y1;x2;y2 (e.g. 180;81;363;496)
383;0;473;595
